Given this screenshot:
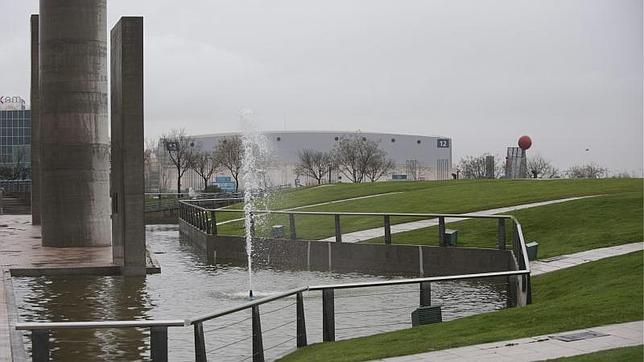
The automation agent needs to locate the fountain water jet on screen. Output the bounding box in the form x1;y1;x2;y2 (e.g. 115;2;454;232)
239;110;272;299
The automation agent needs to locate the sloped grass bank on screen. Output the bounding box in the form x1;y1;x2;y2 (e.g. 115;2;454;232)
545;345;643;361
365;191;643;258
279;252;643;362
216;179;642;239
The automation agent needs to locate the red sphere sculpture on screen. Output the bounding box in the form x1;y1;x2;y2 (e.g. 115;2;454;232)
518;135;532;150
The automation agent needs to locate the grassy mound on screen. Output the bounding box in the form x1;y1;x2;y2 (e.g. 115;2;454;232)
279;252;643;361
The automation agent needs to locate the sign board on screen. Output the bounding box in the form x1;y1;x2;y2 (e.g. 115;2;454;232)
392;174;408;180
437;139;450;148
0;96;26;111
215;176;232;183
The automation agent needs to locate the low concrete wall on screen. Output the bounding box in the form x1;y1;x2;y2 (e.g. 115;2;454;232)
179;220;514;277
145;209;178;225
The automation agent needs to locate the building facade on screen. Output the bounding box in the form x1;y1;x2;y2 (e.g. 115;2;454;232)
0;96;31;178
157;131;452;192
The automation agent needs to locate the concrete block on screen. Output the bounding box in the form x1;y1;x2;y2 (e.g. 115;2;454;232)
111;16;146;275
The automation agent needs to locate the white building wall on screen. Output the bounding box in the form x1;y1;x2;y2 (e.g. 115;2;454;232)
158;131;452;192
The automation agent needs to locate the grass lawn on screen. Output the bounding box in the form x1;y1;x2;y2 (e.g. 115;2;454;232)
279;252;643;362
364;191;643;258
215;178;643;239
545;345;643;361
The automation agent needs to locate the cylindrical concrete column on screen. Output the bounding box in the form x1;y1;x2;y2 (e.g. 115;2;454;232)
39;0;111;246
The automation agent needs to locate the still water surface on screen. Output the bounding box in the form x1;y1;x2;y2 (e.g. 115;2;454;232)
13;225;507;361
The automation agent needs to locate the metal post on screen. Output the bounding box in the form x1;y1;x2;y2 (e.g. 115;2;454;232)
384;215;391;245
497;218;506;250
289;213;297;240
420;282;431;307
194;322;207;362
296;292;307;347
438;217;446;246
210;210;217;236
32;329;49;362
334;215;342;243
150;326;169;362
512;222;522;268
322;288;335;342
252;305;265;362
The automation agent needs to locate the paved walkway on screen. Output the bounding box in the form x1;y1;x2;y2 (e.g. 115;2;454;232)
377;321;643;361
531;242;644;276
321;196;597;243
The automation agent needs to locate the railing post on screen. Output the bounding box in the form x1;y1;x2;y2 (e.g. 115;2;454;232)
334;215;342;243
252;305;265;362
497;218;506;250
512;222;522;268
322;288;335;342
32;329;50;362
384;215;391;245
194;322;207;362
420;282;431;307
289;213;297;240
296;292;307;347
210;210;217;236
438;217;446;246
150;326;169;362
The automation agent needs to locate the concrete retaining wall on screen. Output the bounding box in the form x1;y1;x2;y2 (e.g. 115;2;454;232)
179;220;513;277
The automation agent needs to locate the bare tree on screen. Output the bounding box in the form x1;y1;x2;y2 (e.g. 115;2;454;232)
527;155;558;178
405;160;420;181
458;154;488;179
566;163;608;179
295;149;333;185
366;154;395;182
214;136;243;192
191;148;219;191
332;134;387;183
162;129;196;194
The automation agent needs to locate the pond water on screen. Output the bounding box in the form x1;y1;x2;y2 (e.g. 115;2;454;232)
13;225;507;361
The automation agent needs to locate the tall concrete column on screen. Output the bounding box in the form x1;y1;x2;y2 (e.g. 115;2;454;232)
30;14;41;225
39;0;111;247
111;17;146;275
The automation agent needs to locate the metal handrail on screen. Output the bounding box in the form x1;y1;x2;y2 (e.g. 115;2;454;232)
15;319;188;330
19;203;532;361
189;286;308;325
178;200;532;274
308;269;529;291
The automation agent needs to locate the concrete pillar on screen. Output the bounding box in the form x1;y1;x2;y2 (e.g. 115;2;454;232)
39;0;111;247
30;14;41;225
111;17;146;275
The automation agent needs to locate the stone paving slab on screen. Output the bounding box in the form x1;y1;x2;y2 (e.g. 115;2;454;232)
321;196;597;243
376;321;643;362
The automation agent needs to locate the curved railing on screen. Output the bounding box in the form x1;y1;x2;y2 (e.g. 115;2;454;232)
16;201;532;362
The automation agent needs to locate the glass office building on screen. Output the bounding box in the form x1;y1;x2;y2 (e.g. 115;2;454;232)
0;109;31;171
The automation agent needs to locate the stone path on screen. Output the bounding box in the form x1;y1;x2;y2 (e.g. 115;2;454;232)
531;242;644;276
321;196;597;243
376;321;643;361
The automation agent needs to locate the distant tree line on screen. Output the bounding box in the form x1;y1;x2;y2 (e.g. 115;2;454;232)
295;133;395;184
152;129;245;194
456;153;614;179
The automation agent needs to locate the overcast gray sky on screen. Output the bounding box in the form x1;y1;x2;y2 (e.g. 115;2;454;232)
2;0;642;174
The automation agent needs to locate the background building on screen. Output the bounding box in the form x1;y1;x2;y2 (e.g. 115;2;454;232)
0;96;31;179
157;131;452;192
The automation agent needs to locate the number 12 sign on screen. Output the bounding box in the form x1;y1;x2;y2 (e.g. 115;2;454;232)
437;139;450;148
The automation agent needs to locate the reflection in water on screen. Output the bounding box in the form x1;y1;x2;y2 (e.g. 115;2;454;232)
18;275;150;361
14;225;507;361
